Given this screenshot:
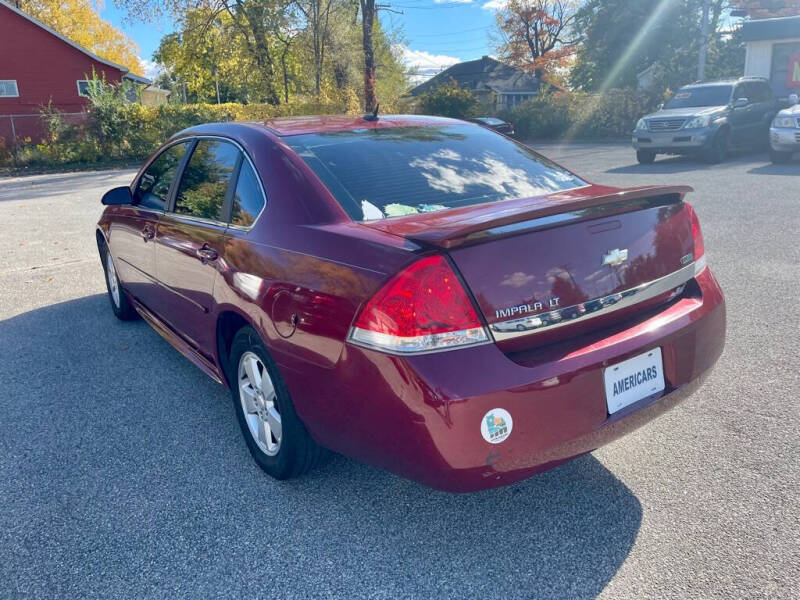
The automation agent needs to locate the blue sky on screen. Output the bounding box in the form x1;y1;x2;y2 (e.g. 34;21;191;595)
99;0;506;80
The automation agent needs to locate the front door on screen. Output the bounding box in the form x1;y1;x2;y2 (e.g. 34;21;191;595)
154;138;241;358
107;141;190;309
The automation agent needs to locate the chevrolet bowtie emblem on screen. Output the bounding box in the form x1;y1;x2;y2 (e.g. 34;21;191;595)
602;248;629;267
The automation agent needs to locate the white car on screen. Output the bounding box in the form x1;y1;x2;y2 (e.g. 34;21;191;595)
770;94;799;163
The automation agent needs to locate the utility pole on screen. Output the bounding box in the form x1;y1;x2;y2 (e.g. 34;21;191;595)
698;0;710;81
358;1;401;113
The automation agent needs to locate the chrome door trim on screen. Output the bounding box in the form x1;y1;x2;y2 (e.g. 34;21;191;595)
489;262;697;342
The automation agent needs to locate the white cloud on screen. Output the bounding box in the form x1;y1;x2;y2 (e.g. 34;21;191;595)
435;0;474;3
482;0;508;9
139;57;164;81
400;46;461;85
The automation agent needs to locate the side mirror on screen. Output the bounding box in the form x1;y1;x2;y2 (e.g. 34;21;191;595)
733;97;749;108
789;93;799;105
101;186;133;206
657;103;664;110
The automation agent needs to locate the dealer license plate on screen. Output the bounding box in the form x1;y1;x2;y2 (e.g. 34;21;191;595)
604;348;665;414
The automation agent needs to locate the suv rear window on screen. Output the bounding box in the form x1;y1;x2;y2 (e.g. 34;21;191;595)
286;124;586;221
665;85;733;109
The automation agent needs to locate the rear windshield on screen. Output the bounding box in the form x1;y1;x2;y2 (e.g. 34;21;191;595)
286;124;586;221
665;85;732;109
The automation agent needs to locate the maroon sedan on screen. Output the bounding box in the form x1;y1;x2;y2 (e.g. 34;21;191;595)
96;115;725;492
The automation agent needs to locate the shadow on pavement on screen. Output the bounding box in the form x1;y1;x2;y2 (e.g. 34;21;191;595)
607;150;770;175
747;162;799;175
0;295;642;599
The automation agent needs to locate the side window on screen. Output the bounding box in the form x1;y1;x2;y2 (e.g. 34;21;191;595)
738;83;757;103
174;139;239;221
134;142;189;210
755;82;773;102
230;160;266;227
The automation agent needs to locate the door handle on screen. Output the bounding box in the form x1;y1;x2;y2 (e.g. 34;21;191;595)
141;225;155;241
196;245;219;263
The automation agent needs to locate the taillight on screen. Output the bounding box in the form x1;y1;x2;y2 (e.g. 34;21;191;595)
685;202;706;275
348;255;489;354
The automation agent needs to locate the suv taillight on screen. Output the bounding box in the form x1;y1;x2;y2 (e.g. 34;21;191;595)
348;255;489;354
685;202;706;275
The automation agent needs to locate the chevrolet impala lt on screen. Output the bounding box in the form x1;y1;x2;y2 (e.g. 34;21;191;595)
96;115;726;492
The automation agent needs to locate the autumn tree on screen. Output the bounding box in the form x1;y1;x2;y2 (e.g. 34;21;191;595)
13;0;143;74
493;0;579;79
118;0;293;104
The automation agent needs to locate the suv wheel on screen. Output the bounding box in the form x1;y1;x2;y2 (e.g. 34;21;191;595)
229;326;323;479
636;150;656;164
769;148;792;164
704;130;728;164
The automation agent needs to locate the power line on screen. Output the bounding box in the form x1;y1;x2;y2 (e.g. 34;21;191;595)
411;25;493;38
393;2;480;9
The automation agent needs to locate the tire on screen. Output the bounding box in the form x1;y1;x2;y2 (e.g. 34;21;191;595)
229;326;322;479
770;148;793;164
703;130;728;164
100;241;138;321
636;150;656;164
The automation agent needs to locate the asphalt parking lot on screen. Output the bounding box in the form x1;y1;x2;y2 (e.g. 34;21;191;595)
1;144;798;599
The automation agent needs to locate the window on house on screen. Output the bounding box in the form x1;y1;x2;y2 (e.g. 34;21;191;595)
76;80;102;97
0;80;19;97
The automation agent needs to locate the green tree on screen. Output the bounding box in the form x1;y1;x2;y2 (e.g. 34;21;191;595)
418;82;480;120
570;0;736;92
146;0;408;109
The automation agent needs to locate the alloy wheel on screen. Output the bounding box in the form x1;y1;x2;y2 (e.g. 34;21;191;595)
238;351;282;456
106;252;121;308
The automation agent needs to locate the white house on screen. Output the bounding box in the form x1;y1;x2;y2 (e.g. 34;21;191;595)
742;15;800;101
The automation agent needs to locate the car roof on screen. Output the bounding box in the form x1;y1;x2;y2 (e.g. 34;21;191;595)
257;114;465;136
680;77;768;89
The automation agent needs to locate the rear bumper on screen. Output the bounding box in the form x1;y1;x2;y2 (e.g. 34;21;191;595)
294;267;726;492
632;128;712;153
770;127;800;152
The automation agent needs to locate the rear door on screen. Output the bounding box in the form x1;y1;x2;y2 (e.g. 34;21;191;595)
731;82;762;144
750;80;776;143
108;141;190;308
154;138;241;357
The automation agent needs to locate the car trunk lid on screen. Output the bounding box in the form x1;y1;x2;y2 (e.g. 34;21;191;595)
362;184;697;351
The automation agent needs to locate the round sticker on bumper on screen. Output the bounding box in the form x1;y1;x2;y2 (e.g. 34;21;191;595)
481;408;513;444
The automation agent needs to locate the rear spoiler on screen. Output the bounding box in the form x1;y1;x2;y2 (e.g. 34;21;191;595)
402;185;693;249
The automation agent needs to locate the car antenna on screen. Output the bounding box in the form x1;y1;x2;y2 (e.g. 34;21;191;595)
363;103;380;122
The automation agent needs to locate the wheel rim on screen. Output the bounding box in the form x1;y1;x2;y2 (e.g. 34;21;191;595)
238;351;282;456
106;252;120;308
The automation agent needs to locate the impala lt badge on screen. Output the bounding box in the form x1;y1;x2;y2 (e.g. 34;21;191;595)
602;248;629;267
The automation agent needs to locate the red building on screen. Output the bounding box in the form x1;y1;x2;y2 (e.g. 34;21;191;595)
0;0;148;145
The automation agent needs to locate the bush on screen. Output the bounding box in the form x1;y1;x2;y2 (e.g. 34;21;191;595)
499;89;663;140
2;88;346;169
417;82;480;120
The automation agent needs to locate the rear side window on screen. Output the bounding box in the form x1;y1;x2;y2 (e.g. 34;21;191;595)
174;139;239;221
230;160;265;227
286;124;586;221
134;142;189;210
